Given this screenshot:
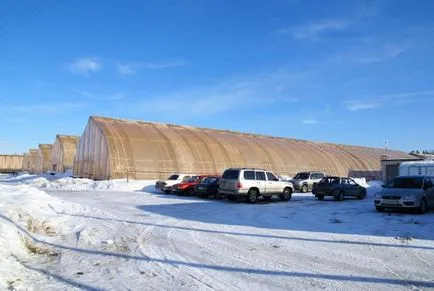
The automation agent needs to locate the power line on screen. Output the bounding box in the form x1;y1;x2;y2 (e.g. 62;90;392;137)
0;0;64;37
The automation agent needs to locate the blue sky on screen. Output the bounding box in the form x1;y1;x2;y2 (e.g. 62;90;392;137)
0;0;433;154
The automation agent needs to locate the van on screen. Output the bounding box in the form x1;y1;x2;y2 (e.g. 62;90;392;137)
399;161;434;177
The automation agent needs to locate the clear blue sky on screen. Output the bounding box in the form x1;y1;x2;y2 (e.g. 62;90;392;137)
1;0;433;154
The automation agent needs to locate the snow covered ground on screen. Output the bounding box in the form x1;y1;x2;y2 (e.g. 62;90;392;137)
0;174;433;290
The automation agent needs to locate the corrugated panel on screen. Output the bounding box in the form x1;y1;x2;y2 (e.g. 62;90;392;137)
52;135;79;173
0;155;23;172
35;144;53;174
74;116;415;180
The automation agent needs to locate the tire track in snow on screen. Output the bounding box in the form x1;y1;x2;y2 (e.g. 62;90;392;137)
368;238;420;291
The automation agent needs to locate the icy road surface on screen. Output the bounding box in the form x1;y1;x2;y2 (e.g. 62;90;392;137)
0;177;433;290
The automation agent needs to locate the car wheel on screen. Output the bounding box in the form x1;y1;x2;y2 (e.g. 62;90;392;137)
375;206;385;212
418;199;427;214
228;195;237;201
246;189;258;204
280;187;292;201
337;191;345;201
187;188;195;196
357;189;366;199
163;190;170;194
316;195;324;201
301;184;308;193
215;192;222;200
263;196;272;201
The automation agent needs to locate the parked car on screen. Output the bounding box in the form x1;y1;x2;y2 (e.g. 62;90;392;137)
195;176;221;198
219;168;294;203
374;175;434;214
291;171;326;193
171;175;207;195
312;176;366;201
155;174;194;193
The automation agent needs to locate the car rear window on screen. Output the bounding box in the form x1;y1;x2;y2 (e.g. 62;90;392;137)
168;175;179;180
223;169;240;180
206;178;218;183
294;173;309;179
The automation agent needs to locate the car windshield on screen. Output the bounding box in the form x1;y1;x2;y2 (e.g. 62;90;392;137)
203;177;218;184
187;176;199;182
168;175;179;180
294;173;309;179
384;177;424;189
223;170;240;180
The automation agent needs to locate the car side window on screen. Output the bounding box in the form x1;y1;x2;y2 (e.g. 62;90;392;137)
244;171;255;180
182;176;190;181
310;174;315;179
318;173;325;179
255;171;266;181
341;179;347;184
348;179;357;186
266;172;277;181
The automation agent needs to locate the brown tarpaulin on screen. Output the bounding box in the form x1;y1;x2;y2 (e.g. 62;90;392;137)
0;155;23;173
51;135;80;173
74;116;414;180
35;144;53;174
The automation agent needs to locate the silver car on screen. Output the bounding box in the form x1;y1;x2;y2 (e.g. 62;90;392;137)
374;175;434;214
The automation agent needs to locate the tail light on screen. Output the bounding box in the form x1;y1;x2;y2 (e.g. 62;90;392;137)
236;182;243;189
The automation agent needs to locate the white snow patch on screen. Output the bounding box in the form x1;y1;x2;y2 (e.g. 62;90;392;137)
0;173;156;192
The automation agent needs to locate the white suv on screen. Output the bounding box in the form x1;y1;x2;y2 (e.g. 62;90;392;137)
155;173;195;193
219;168;294;203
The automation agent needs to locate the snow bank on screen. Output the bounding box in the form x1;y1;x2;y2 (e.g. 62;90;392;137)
0;173;156;192
366;180;384;196
0;184;87;289
42;177;156;192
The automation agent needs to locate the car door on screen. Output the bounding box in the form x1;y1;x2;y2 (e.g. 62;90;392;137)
266;172;279;194
255;171;267;195
347;178;360;196
424;177;434;207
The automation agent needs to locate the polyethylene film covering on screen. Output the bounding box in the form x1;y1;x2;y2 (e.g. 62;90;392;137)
27;149;39;174
0;155;23;173
51;135;79;173
35;144;53;174
74;116;414;180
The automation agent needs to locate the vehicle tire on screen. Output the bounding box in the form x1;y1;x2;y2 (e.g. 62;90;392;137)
215;192;222;200
375;206;385;212
163;190;171;194
263;196;272;201
316;195;324;201
357;189;366;199
187;188;195;196
246;189;258;204
418;199;427;214
228;195;237;201
301;184;308;193
280;187;292;201
337;191;345;201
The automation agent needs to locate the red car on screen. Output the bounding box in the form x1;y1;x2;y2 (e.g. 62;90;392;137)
171;175;208;195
